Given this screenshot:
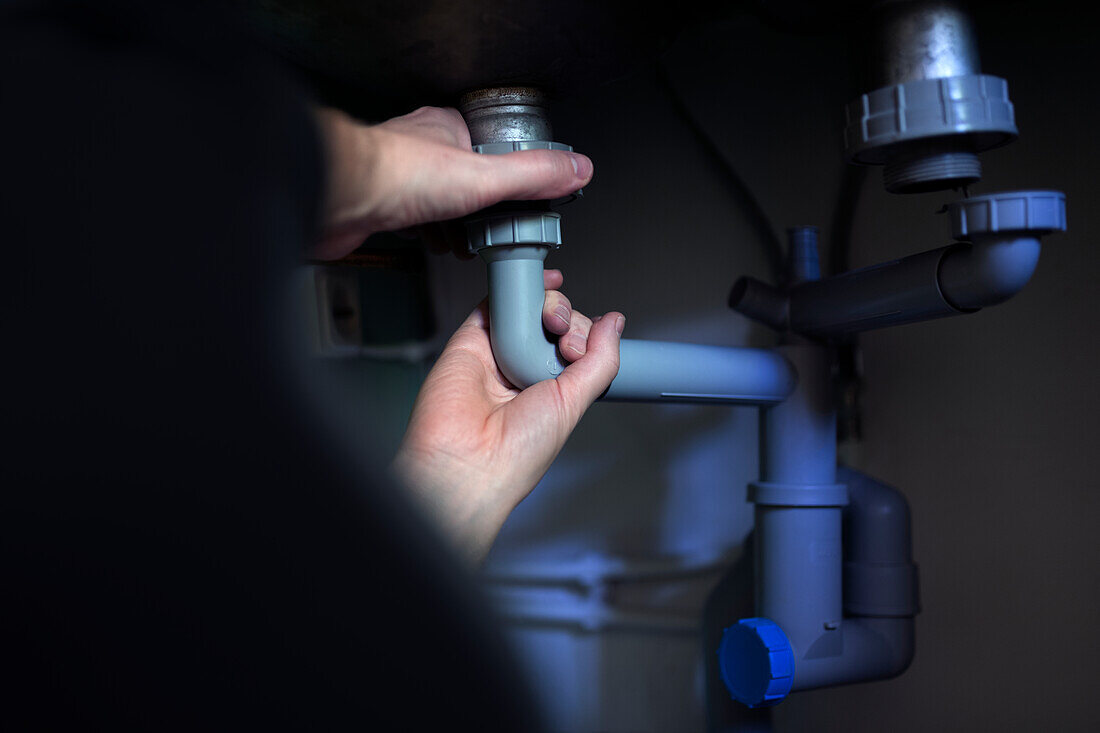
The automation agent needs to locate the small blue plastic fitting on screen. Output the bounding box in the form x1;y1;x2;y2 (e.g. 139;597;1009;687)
717;618;794;708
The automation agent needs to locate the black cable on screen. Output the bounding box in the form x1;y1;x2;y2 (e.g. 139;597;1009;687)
827;163;868;276
655;63;786;284
827;161;868;445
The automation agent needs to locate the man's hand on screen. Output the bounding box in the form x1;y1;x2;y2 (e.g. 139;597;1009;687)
392;270;624;564
315;105;615;563
314;106;593;259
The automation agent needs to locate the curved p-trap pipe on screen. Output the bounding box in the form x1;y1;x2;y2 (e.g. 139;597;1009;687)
480;246;796;405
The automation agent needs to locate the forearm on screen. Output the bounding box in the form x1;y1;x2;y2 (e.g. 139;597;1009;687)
313;107;382;257
311;103;592;261
313;104;607;562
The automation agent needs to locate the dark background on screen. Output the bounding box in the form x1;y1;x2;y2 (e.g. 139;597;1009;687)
3;0;1095;730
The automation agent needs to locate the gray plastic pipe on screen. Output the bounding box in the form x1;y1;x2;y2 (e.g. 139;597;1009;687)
730;235;1043;339
938;236;1041;310
481;246;796;405
752;342;917;693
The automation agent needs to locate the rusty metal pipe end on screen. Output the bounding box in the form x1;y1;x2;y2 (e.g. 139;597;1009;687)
458;86;552;146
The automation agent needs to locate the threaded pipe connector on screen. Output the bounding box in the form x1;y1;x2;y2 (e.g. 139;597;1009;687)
883;151;981;194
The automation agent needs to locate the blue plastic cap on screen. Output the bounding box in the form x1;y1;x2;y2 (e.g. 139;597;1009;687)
718;617;794;708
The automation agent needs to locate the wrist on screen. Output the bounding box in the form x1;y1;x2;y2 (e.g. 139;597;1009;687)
390;443;516;565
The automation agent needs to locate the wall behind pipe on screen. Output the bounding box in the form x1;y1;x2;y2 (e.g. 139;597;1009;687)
404;3;1098;731
774;6;1098;731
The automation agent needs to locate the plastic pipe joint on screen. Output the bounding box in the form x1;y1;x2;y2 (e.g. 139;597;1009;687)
461;86;797;406
481;245;797;404
939;190;1066;309
849;1;1017;193
729;191;1066;339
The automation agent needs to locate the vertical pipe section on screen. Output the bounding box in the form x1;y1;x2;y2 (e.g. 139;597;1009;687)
460;87;554;147
795;469;918;688
760;343;835;485
480;246;797;405
483;246;566;389
859;1;987;193
866;0;981;89
750;344;918;693
753;342;846;671
840;466;920;621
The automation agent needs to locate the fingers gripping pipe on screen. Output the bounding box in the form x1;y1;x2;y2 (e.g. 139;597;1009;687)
461;88;796;405
482;247;565;389
481;246;797;405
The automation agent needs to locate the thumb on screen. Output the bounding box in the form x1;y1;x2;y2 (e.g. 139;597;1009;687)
477;149;593;203
553;312;625;418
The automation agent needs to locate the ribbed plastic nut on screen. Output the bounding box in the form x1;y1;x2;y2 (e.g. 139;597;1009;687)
473;140;573;155
718;617;794;708
845;74;1018;164
949;190;1067;240
465;211;562;253
465;139;579;254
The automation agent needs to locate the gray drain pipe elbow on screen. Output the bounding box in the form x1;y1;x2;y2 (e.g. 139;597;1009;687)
482;246;566;389
479;246;797;405
938;236;1041;310
940;190;1066;310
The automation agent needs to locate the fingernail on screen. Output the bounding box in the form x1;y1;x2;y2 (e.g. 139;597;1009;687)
569;153;593;180
554;304;571;326
615;315;625;335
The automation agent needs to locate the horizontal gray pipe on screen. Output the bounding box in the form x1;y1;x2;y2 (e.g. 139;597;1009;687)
730;236;1042;339
790;247;961;337
481;246;796;405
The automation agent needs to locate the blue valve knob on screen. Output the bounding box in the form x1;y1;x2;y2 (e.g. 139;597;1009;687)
717;617;794;708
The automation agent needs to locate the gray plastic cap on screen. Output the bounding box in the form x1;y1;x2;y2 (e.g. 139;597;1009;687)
473;140;573;155
949;190;1067;240
473;140;583;206
845;74;1017;164
465;211;562;253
